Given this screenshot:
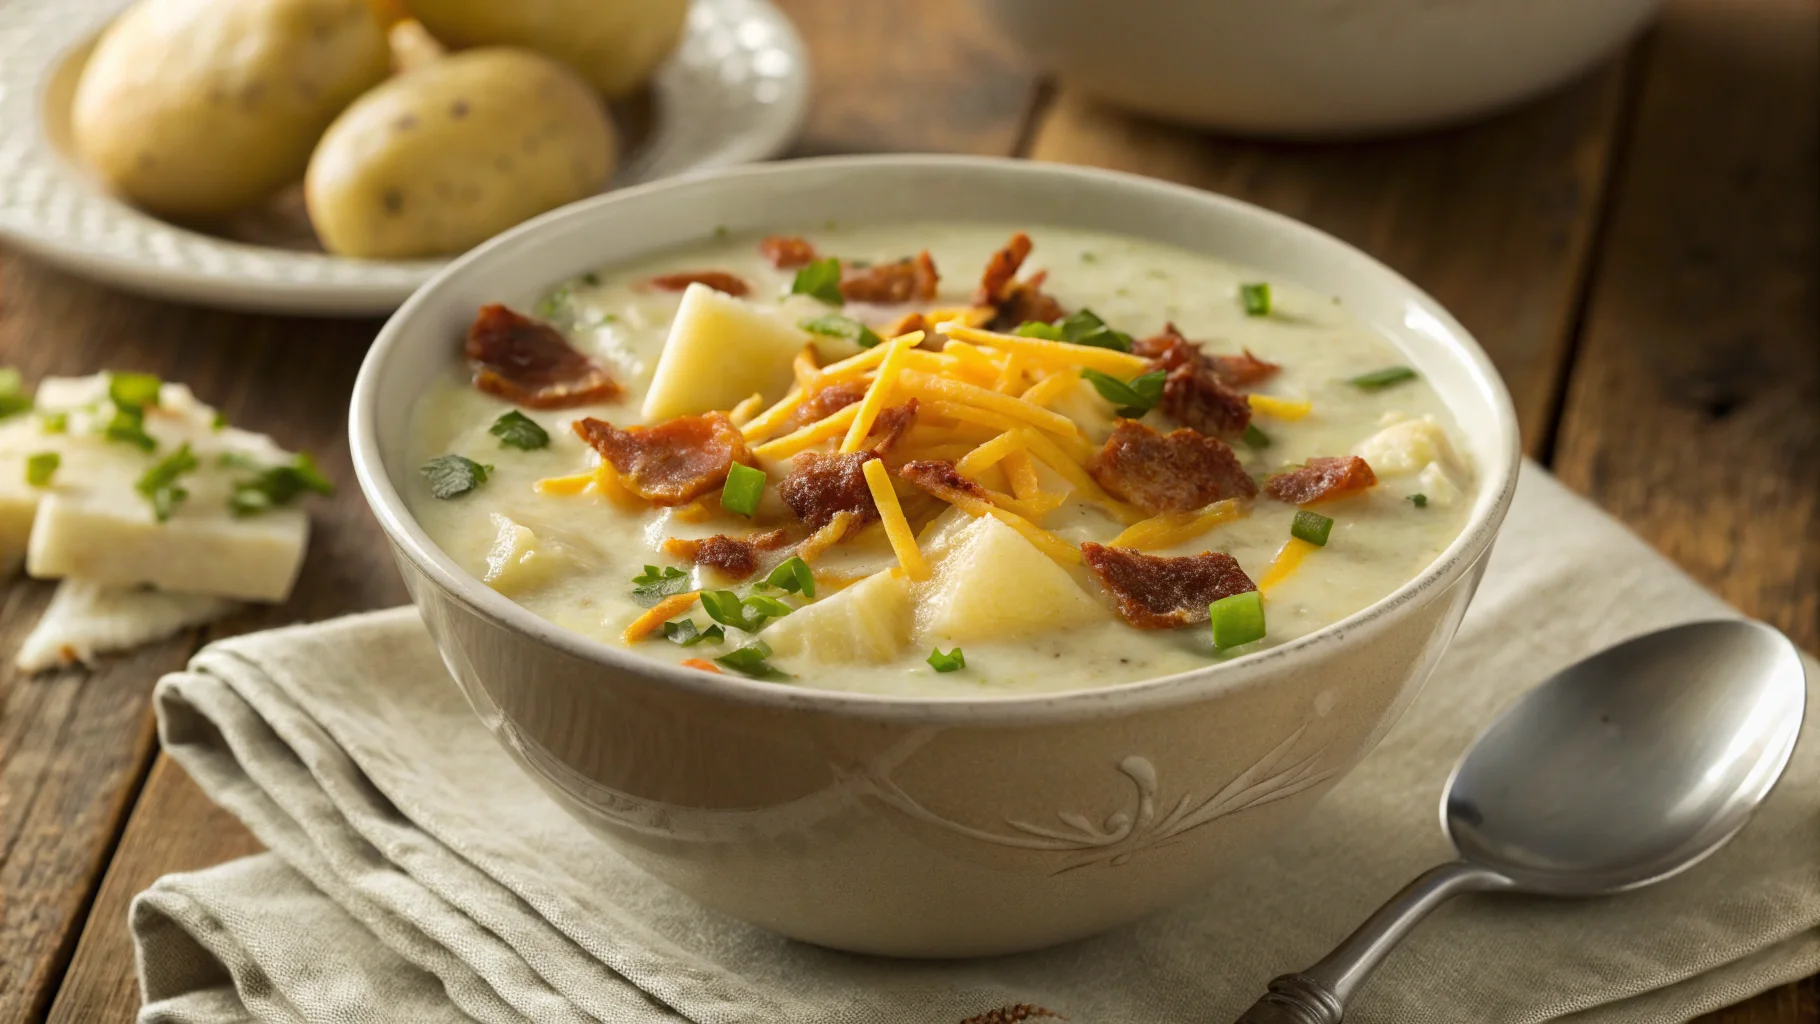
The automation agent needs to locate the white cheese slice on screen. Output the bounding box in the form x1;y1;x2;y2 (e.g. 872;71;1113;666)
0;375;309;601
15;579;235;673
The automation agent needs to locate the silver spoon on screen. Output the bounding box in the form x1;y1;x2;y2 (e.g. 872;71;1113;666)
1233;618;1808;1024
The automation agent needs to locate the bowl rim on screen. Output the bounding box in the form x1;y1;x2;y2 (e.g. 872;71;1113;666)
350;154;1521;724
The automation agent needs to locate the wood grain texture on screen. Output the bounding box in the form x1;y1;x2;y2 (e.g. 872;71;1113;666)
1027;61;1633;454
0;252;407;1024
771;0;1041;157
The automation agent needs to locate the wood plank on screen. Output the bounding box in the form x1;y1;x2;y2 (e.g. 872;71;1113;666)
1551;2;1819;1021
0;252;406;1023
771;0;1041;158
1026;60;1634;454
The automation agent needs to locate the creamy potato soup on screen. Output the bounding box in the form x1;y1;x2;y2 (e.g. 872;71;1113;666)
406;225;1475;697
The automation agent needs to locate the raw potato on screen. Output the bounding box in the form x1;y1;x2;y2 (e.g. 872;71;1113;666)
72;0;389;220
305;47;616;259
406;0;690;99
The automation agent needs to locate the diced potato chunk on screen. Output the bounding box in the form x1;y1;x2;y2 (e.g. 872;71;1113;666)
483;513;562;594
764;569;912;664
915;514;1106;644
1352;415;1463;477
641;283;811;421
1418;461;1464;508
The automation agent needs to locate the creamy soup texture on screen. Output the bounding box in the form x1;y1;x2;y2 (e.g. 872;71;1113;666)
406;224;1475;697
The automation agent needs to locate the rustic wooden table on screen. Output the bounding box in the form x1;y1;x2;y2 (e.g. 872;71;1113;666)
1;0;1813;1020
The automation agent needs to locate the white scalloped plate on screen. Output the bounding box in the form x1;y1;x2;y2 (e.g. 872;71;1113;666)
0;0;808;316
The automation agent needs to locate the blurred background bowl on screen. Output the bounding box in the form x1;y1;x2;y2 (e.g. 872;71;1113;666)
976;0;1662;137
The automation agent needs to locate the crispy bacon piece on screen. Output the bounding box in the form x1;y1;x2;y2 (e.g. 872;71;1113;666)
1136;323;1280;390
1208;351;1281;388
1133;326;1197;371
1081;544;1257;630
1265;456;1378;506
987;273;1069;332
465;304;622;409
646;270;751;297
780;451;879;529
759;235;818;269
1089;420;1257;514
573;412;754;506
868;399;919;454
898;458;989;504
778;379;869;433
974;232;1033;307
840;251;940;304
1161;362;1252;438
664;530;788;580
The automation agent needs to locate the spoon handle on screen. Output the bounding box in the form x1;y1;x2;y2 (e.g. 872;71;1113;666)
1232;860;1514;1023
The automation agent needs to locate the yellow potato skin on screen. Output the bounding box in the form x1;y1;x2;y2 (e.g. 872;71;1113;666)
405;0;690;98
72;0;389;219
304;48;615;258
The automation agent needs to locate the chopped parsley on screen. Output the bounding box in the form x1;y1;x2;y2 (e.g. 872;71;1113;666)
421;454;490;499
1291;509;1334;546
700;590;791;632
790;257;844;305
228;453;334;517
40;411;67;435
0;368;31;419
1409;493;1429;508
1241;423;1271;450
927;647;966;673
720;462;766;516
715;640;785;679
762;556;815;598
1014;321;1065;340
800;313;882;350
662;619;725;647
1079;368;1166;418
1347;366;1419;391
1053;309;1133;352
104;404;157;452
108;371;162;410
630;565;691;606
136;442;199;522
25;451;59;488
1239;283;1271;317
488;410;550;451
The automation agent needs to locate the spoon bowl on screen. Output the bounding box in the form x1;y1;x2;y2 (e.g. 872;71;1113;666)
1444;619;1807;895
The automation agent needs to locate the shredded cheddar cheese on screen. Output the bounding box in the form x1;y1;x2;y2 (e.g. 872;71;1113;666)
792;345;821;387
740;387;807;441
941;340;1007;378
593;461;645;510
995;352;1027;394
680;657;722;673
955;430;1022;476
897;442;977;462
863;458;929;579
671;499;714;523
943;323;1155;376
797;509;859;563
896;370;1081;442
1002;449;1043;501
933;485;1081;566
1259;537;1318;591
1014;428;1144;524
1018;369;1078;408
621;590;700;644
840;335;920;453
1248;394;1312;421
927;305;997;329
1109;499;1248;551
817;337;896;382
535;471;594;496
753;403;861;459
727;392;766;426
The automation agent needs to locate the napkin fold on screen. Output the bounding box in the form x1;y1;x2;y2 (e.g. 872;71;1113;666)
135;465;1820;1024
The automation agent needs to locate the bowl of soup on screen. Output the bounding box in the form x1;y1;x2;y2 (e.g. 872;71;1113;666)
351;155;1519;957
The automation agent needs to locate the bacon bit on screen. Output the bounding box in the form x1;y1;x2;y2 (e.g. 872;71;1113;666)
897;458;991;504
884;311;930;339
780;451;879;529
680;657;723;674
778;379;869;433
1081;543;1257;630
1208;350;1281;388
974;232;1034;307
465;304;622;409
1137;324;1280;389
759;235;817;269
573;411;754;506
1161;362;1252;438
840;251;941;304
1088;420;1257;514
663;530;788;580
646;270;751;296
989;275;1068;332
868;399;919;454
1265;456;1378;505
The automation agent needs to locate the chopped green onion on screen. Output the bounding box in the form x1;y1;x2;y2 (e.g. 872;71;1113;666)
40;411;67;434
1079;251;1100;264
1239;283;1271;317
108;371;162;409
721;462;766;516
534;286;570;319
1210;590;1266;650
25;451;59;488
581;272;602;286
421;454;490;500
0;368;31;419
700;590;792;632
800;314;882;350
1054;309;1133;352
662;619;724;647
1347;366;1418;391
714;224;731;239
489;410;550;451
210;410;228;431
136;442;199;522
1409;493;1429;508
228;453;334;517
218;451;263;471
1241;423;1271;450
763;555;816;598
104;404;156;451
631;565;691;606
927;647;966;672
791;257;844;305
741;593;794;620
1291;509;1334;546
1015;321;1065;340
715;640;784;678
1080;368;1167;418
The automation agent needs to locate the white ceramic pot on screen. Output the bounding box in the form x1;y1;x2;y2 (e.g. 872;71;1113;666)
978;0;1662;137
351;156;1521;957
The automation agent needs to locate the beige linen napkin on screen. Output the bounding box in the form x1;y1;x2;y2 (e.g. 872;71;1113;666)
135;464;1820;1024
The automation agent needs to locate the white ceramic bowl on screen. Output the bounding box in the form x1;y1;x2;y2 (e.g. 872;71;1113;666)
351;155;1520;957
977;0;1661;137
